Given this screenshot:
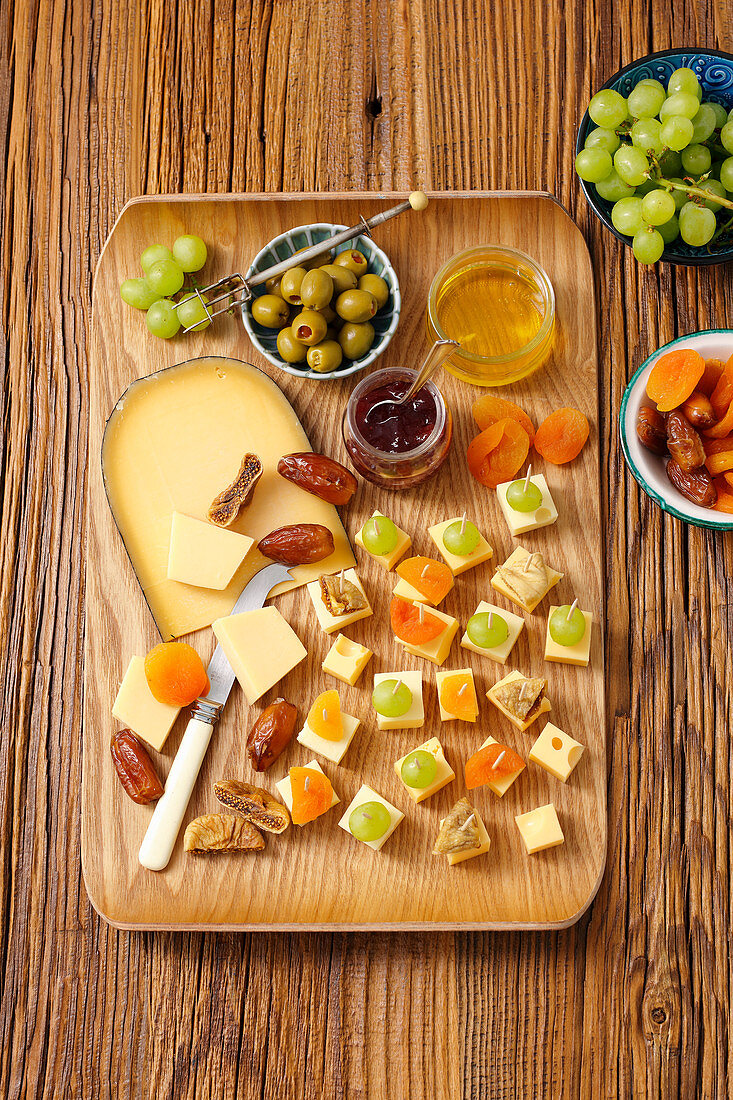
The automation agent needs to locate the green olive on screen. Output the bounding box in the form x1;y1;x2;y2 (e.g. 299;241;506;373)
333;248;369;276
280;266;308;305
291;309;328;346
335;288;378;323
325;326;340;342
293;246;331;270
358;273;389;309
277;327;308;363
319;303;338;324
265;275;284;297
338;321;375;360
251;294;291;329
307;340;344;374
319;264;358;294
300;269;334;310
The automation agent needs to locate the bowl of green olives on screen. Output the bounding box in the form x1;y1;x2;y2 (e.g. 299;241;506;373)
242;223;401;380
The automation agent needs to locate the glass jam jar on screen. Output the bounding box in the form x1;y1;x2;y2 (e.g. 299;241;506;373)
342;367;453;490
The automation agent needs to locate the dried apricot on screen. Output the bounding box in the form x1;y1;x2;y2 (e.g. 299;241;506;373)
439;672;478;721
712;477;733;514
698;358;724;397
396;556;454;605
534;408;590;464
704;399;733;440
467;418;530;488
290;767;333;824
705;450;733;476
390;597;444;645
307;690;343;741
144;642;209;706
709;357;733;419
472;394;536;444
646;348;705;412
724;472;733;491
704;434;733;456
465;742;525;789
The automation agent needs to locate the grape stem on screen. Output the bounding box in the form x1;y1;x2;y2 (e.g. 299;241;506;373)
655;174;733;212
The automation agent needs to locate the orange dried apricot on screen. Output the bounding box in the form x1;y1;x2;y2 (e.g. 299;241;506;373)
646;348;705;412
705;450;733;477
704;399;733;439
467;418;530;488
307;690;343;741
144;642;209;706
290;767;333;824
534;407;590;464
698;358;724;397
704;434;733;456
390;597;444;645
465;742;525;789
712;477;733;514
472;393;536;444
724;472;733;491
439;672;478;721
396;556;454;605
711;357;733;419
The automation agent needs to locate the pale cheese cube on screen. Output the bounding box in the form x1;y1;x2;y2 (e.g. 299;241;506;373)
275;759;340;826
394;737;455;803
544;608;593;667
166;512;254;590
490;546;563;614
372;671;424;730
112;656;181;752
427;517;494;575
496;474;558;536
438;810;491;866
399;604;459;666
297;712;361;765
515;803;564;854
212;606;307;705
306;569;373;634
322;634;372;686
355;510;411;571
460;600;524;664
435;667;479;722
529;723;585;782
486;669;551;732
478;735;525;797
338;784;404;851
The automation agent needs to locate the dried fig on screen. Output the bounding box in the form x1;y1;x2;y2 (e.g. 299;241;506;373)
214;780;290;833
183;814;264;853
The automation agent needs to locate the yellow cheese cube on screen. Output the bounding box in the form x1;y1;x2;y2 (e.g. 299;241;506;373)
439;809;491;866
212;606;307;705
393;576;432;604
394;737;455;803
322;634;372;686
478;735;525;797
515;803;564;854
427;517;494;575
372;671;424;730
306;569;373;634
399;604;459;666
486;669;551;732
544;608;593;667
496;473;558;536
166;512;254;590
490;546;563;613
338;784;404;851
275;759;340;826
435;667;479;722
461;600;525;664
112;656;181;752
297;712;361;765
355;510;411;571
529;722;585;782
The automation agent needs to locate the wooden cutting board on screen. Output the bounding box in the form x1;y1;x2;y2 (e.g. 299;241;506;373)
84;191;605;930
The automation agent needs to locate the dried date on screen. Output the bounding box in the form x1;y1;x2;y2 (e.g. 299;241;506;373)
666;411;706;472
666;459;717;508
636;406;667;456
247;698;297;771
110;729;164;805
278;452;358;505
681;390;716;430
258;523;334;565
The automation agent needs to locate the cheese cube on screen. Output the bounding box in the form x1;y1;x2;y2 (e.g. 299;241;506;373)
486;669;551;732
515;803;564;854
529;722;585;782
394;737;455;803
491;546;563;614
275;759;339;825
372;671;424;730
322;633;372;686
440;810;491;866
338;784;404;851
461;600;525;664
297;712;361;765
399;604;459;666
544;608;593;667
393;576;432;604
166;512;254;590
478;735;525;797
306;569;373;634
435;668;479;722
112;656;181;752
496;474;558;536
428;517;494;575
355;510;411;571
212;606;307;705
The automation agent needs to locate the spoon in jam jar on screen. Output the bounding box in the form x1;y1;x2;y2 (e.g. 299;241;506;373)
364;338;460;427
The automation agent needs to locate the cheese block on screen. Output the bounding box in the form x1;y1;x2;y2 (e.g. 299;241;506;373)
496;474;558;536
544;608;593;666
355;511;411;571
515;803;564;854
427;517;494;576
461;600;524;664
338;785;404;851
102;358;355;639
297;712;361;765
306;569;373;634
322;634;372;686
529;722;585;782
394;737;455;803
166;512;254;590
276;760;339;825
112;656;180;752
212;606;307;705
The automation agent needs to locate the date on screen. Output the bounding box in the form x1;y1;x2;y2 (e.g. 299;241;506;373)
247;698;298;771
666;459;717;508
278;452;358;505
258;523;334;565
636;406;667;456
681;390;716;430
110;729;164;805
666;411;706;472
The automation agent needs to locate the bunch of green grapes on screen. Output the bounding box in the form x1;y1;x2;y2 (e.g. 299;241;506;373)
576;66;733;263
118;235;209;338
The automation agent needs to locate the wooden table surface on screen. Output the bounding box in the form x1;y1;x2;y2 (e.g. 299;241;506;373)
1;1;731;1096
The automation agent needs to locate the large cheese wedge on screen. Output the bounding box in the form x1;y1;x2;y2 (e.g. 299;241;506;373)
167;512;254;590
212;606;307;705
102;357;355;639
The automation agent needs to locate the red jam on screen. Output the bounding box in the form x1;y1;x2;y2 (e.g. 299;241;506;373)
354;380;438;453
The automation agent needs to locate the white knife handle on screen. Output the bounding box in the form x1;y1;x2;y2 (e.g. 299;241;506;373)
138;716;215;871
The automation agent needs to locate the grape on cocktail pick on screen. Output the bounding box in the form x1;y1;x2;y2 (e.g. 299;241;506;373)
362;516;398;556
443;514;480;556
349;801;391;842
400;749;438;789
506;466;543;513
467;610;509;649
549;599;586;647
372;678;413;718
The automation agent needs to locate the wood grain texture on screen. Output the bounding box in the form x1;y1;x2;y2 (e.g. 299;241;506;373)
1;0;732;1096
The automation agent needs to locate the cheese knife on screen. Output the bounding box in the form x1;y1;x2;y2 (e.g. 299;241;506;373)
138;562;292;871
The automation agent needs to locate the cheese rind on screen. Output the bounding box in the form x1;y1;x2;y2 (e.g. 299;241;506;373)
486;669;551;732
275;759;340;825
461;600;525;664
166;512;254;589
496;474;559;536
435;668;479;722
515;803;564;854
212;606;307;705
112;656;180;752
306;569;373;634
529;722;585;782
399;603;459;666
355;511;411;571
491;546;563;613
427;517;494;576
479;735;525;797
373;671;424;730
338;784;404;851
322;634;372;686
297;713;361;765
394;737;455;803
544;608;593;666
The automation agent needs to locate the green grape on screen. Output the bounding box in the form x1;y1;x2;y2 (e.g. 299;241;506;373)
666;178;690;211
140;244;174;273
681;143;712;175
349;801;391;842
637;78;666;93
505;478;543;512
611;196;644;236
657;215;680;244
728;108;733;124
690;104;716;144
595;170;636;202
719;156;733;192
172;235;208;273
614;146;650;186
400;750;438;790
443;519;480;556
372;679;413;718
632;227;665;263
146;258;185;297
641;189;677;226
660;91;700;120
549;604;587;647
658;149;683;176
627;82;666;118
588;89;628;129
660;115;694;151
467;611;509;650
678;202;717;246
635;178;658;196
584;127;621;154
361;515;398;555
120;277;158;310
630;118;664;156
145;299;181;339
721;121;733;154
177;293;211;332
699;179;726;212
575;148;613;183
710;101;729;129
667;67;701;98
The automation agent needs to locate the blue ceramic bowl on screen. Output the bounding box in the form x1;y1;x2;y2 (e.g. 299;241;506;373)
242;223;401;381
576;48;733;266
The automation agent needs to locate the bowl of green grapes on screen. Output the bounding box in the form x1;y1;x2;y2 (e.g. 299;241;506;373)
575;49;733;265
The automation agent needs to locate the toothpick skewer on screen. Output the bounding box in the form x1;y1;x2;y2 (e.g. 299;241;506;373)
493;750;506;770
460;813;476;831
524;465;533;492
566;597;578;621
523;552;534;573
392;679;403;694
460;512;467;533
339;568;345;595
304;776;311;791
418;603;424;623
